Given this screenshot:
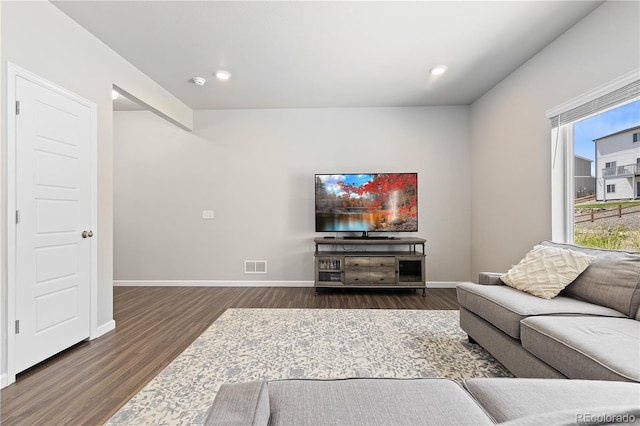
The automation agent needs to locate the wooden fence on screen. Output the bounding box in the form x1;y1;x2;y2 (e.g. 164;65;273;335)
574;194;596;205
575;204;638;224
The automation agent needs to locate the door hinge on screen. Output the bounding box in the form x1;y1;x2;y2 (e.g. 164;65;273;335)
16;100;20;115
15;320;20;334
16;210;20;224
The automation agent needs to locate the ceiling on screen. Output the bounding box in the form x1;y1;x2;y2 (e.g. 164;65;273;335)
52;1;604;111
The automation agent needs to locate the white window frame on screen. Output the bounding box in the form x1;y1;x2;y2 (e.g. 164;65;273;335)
547;69;640;243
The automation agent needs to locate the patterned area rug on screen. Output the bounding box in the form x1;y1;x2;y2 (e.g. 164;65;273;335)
107;308;512;425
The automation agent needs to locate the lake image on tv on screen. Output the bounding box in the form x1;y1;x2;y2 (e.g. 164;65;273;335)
315;173;418;232
316;212;386;231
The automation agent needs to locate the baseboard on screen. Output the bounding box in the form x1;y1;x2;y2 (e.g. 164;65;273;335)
1;373;7;389
114;280;460;288
113;280;316;287
92;319;116;339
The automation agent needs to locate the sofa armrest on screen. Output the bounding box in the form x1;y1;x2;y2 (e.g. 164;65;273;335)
478;272;505;285
205;381;270;426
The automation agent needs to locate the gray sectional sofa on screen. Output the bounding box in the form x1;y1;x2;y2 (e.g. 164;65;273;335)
204;240;640;425
457;240;640;382
205;377;640;425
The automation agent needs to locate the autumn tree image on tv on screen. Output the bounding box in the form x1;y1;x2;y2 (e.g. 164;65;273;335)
315;173;418;232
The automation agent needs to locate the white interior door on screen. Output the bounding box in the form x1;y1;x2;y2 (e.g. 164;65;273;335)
14;74;93;373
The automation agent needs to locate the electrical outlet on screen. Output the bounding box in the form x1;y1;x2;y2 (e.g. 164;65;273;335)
202;210;214;219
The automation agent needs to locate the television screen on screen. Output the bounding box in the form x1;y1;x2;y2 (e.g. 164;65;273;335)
315;173;418;233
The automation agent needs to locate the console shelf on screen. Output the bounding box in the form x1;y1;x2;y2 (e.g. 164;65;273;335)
313;237;426;296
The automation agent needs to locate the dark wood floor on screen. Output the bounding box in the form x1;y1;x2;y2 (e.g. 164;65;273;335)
1;286;458;425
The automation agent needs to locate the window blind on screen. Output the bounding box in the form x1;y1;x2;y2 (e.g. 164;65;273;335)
550;79;640;128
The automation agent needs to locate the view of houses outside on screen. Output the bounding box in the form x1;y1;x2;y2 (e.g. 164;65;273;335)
594;126;640;201
573;100;640;250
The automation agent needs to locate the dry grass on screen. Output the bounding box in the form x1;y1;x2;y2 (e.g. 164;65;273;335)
574;225;640;251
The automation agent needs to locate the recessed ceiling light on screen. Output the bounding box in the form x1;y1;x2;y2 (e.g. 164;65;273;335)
429;65;448;75
112;90;120;100
215;70;232;81
192;77;206;86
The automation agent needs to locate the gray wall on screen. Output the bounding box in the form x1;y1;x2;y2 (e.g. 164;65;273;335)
470;0;640;278
114;106;471;284
1;1;191;382
114;1;640;286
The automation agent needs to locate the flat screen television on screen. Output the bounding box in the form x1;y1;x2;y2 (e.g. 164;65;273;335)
315;173;418;235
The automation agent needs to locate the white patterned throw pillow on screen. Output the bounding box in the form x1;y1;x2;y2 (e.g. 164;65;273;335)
500;245;596;299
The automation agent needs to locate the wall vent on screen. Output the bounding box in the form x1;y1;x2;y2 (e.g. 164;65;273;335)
244;260;267;274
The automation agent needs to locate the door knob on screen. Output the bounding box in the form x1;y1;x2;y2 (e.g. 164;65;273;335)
82;230;94;238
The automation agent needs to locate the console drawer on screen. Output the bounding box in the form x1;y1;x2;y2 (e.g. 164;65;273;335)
368;257;395;268
344;270;370;285
345;257;370;267
368;270;397;285
344;271;396;285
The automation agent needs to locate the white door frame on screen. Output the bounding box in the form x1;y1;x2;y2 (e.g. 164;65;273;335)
5;62;98;386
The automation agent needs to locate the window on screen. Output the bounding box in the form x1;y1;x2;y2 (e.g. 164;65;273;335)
548;75;640;250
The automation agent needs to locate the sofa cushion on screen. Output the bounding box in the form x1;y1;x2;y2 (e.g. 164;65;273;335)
500;406;640;425
457;282;626;339
464;378;640;423
501;245;596;299
267;378;494;425
205;381;270;426
521;316;640;382
540;241;640;318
